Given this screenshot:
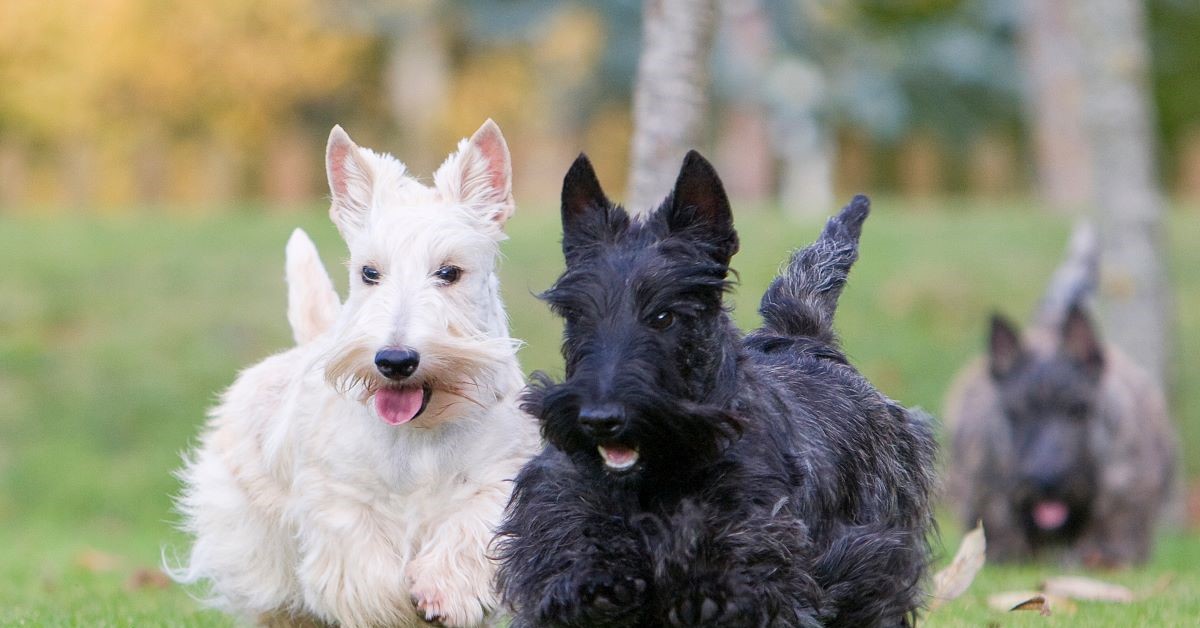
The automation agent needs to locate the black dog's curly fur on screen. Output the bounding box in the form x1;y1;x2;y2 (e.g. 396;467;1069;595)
495;152;937;627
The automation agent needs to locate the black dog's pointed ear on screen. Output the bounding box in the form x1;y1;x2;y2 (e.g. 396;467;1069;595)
562;154;608;232
559;156;614;264
666;150;739;265
1061;301;1105;380
989;313;1026;380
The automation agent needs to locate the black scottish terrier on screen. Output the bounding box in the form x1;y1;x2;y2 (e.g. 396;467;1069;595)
495;152;936;627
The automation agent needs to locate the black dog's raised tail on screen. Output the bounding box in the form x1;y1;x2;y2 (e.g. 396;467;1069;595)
759;194;870;342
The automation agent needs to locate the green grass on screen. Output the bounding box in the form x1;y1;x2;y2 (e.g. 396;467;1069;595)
1;202;1197;625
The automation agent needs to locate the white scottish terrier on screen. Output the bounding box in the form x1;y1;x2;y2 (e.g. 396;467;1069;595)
170;120;539;627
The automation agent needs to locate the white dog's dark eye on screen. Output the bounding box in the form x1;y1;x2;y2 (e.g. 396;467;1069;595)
434;265;462;285
647;310;675;331
361;266;381;285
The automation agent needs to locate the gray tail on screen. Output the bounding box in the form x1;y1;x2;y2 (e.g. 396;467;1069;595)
1034;221;1099;329
758;195;869;341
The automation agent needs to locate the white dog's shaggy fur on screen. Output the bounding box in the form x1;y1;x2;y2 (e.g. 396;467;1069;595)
170;121;539;627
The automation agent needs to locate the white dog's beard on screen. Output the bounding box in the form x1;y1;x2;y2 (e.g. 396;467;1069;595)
323;332;520;423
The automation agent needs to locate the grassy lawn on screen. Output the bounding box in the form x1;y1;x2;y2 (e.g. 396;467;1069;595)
1;201;1196;625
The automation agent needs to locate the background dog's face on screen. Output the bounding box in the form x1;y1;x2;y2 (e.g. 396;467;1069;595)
526;152;741;480
989;304;1104;545
320;121;520;425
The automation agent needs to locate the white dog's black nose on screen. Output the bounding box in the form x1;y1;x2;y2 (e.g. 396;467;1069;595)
375;348;420;380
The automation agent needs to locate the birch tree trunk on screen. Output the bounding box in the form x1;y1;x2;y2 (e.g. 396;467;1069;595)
1018;0;1093;210
1069;0;1172;384
626;0;717;215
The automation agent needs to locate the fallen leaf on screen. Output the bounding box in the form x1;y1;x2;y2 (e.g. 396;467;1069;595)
1041;575;1134;603
125;567;172;591
987;591;1042;611
74;549;122;573
929;522;986;610
989;591;1076;615
1009;594;1052;616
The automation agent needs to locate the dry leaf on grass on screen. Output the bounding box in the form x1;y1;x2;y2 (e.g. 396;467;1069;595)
1008;594;1053;616
125;567;172;591
988;591;1076;615
74;548;122;573
929;522;986;611
1041;575;1134;603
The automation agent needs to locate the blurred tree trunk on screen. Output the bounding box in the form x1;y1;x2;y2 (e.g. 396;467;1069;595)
384;16;449;175
133;128;168;207
263;126;315;210
626;0;717;215
713;0;774;205
1019;0;1092;210
201;136;239;208
0;141;29;210
766;57;834;217
61;141;96;211
896;130;944;202
1178;126;1200;205
1070;0;1172;384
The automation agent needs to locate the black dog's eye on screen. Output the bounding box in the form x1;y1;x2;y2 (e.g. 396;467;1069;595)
361;265;381;285
647;310;675;331
434;265;462;285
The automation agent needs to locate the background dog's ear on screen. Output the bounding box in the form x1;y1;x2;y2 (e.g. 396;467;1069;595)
1061;301;1105;380
989;313;1026;380
666;150;739;265
436;119;514;227
560;153;611;261
326;125;375;240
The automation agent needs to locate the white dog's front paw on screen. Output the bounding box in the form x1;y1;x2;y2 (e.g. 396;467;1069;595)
405;555;492;627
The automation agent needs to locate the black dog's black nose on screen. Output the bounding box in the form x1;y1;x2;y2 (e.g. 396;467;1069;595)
579;404;624;439
375;348;420;380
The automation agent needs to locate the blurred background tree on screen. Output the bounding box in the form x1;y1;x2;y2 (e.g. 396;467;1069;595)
1069;0;1172;384
5;3;1200;622
626;0;716;214
0;0;1197;214
0;0;380;210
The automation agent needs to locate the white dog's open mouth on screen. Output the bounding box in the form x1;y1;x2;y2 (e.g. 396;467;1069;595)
598;444;639;471
373;385;432;425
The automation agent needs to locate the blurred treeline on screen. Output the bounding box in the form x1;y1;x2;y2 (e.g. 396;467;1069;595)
0;0;1198;212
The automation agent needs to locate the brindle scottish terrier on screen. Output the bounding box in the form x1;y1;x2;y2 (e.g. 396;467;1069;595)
946;225;1177;566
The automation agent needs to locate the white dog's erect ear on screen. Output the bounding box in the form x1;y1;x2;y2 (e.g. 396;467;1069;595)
326;125;374;239
436;119;514;226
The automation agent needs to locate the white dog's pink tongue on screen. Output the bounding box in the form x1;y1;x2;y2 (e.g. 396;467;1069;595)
374;387;424;425
1033;500;1069;530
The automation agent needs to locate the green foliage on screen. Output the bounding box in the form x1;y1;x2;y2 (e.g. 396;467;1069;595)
0;204;1197;623
1149;0;1200;176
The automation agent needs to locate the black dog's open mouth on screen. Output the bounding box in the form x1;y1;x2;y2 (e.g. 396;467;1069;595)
598;443;640;471
373;385;433;425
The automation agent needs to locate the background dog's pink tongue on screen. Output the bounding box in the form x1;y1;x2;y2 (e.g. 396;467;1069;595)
374;387;424;425
1033;500;1069;530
